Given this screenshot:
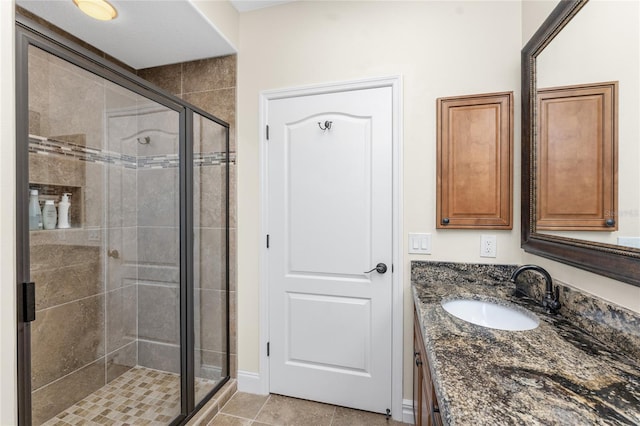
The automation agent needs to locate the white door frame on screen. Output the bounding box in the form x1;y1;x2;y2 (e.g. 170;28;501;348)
257;76;403;420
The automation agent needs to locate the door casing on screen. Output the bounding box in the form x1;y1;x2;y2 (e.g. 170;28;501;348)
257;76;404;420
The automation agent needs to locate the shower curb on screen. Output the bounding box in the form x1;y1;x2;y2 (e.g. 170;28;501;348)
187;379;237;425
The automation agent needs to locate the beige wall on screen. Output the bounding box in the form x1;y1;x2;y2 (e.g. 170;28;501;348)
192;0;240;51
237;0;524;399
521;0;558;43
0;0;17;423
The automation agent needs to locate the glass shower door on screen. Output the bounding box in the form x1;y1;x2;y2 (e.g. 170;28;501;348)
25;44;182;425
192;112;229;406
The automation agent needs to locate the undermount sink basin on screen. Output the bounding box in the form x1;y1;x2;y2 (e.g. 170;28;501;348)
441;298;539;331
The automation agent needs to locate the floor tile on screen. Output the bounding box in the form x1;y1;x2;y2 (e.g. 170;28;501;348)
40;366;221;425
220;392;269;419
254;394;335;426
207;413;251;426
332;406;403;426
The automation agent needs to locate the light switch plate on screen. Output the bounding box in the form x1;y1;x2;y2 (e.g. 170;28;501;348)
409;233;431;254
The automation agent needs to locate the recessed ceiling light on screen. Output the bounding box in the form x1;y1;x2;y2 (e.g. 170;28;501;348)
72;0;118;21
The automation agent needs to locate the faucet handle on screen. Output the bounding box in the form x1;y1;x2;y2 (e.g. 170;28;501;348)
543;286;561;313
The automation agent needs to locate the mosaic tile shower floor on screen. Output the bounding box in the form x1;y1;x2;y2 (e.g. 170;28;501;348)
42;366;219;425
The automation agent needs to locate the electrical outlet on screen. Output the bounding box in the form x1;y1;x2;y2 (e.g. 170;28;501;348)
480;235;497;258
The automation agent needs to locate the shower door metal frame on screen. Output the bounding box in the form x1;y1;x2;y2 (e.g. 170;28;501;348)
15;16;230;426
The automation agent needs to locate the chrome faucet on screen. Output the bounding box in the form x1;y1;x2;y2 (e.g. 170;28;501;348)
510;265;561;314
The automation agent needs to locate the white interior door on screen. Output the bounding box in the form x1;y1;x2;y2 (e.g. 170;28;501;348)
267;86;393;414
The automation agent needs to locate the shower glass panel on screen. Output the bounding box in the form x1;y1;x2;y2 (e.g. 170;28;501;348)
193;112;229;406
27;45;182;424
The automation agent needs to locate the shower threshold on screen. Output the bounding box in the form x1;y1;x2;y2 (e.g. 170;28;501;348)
41;366;219;425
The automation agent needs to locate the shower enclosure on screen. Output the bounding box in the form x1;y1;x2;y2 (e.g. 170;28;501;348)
16;18;229;425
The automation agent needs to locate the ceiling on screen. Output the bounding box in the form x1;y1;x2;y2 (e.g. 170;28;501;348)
16;0;292;70
229;0;292;12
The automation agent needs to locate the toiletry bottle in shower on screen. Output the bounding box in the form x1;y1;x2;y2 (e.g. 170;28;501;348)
57;193;71;229
28;189;42;230
42;200;57;230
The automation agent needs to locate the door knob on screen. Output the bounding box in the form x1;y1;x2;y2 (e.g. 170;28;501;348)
364;263;387;274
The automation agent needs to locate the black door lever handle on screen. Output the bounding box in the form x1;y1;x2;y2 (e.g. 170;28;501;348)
364;263;387;274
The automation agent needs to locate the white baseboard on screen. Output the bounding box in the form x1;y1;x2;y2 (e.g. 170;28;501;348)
237;370;267;395
402;399;415;424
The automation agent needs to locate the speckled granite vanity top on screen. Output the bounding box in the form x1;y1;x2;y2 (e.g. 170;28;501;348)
412;261;640;425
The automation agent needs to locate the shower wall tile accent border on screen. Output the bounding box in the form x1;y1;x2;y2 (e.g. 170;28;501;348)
29;135;236;168
29;135;137;169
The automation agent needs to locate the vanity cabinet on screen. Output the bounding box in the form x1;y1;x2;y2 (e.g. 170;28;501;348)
436;92;513;229
414;309;442;426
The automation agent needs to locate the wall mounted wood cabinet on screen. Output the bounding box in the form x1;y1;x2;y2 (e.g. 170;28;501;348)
436;92;513;229
536;82;618;231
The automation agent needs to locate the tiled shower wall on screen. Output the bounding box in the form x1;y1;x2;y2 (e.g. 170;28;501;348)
26;42;235;424
138;56;238;378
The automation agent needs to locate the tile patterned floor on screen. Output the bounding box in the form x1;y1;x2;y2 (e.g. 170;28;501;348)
207;392;408;426
41;370;407;426
42;366;219;425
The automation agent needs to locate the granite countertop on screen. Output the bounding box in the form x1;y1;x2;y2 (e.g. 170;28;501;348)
412;261;640;426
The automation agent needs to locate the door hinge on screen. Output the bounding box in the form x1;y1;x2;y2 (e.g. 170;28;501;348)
266;125;269;140
267;341;270;357
392;264;394;273
23;282;36;323
266;234;270;248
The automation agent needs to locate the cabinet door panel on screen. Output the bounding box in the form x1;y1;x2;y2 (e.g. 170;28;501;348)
420;380;431;426
437;92;513;229
536;82;617;231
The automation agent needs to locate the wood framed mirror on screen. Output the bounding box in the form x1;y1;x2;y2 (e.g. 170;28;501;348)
521;0;640;287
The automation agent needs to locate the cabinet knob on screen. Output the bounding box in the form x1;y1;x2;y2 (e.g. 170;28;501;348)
605;218;615;227
442;218;450;225
414;351;423;366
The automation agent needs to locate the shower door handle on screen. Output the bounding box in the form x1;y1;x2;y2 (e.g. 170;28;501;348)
22;282;36;322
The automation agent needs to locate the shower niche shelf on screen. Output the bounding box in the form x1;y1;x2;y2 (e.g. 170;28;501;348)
29;183;83;230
